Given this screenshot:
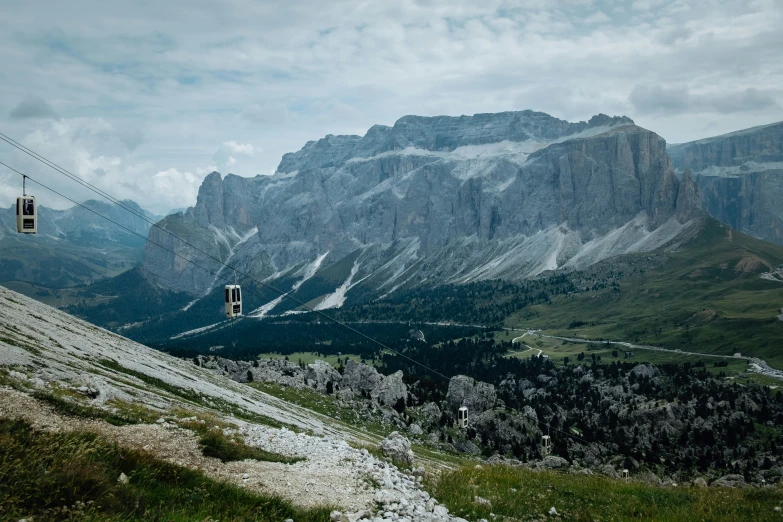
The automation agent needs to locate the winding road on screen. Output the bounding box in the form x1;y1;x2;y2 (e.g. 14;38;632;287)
504;327;783;383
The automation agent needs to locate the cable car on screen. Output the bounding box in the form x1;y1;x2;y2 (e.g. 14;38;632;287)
16;176;36;234
622;469;629;480
225;284;242;318
541;434;551;456
457;406;468;428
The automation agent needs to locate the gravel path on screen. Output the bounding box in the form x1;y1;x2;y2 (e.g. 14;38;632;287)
0;387;465;521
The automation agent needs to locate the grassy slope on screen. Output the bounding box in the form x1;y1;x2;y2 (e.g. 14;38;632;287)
0;418;331;522
431;465;783;522
510;218;783;368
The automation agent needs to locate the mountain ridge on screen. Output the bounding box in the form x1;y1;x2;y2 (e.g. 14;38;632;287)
142;111;702;323
667;120;783;246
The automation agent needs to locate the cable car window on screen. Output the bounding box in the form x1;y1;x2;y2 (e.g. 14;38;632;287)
16;199;20;216
232;288;237;302
237;288;241;301
23;199;34;216
225;288;230;303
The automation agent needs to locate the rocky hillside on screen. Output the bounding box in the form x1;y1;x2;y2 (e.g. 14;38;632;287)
0;284;469;521
668;121;783;245
142;110;701;319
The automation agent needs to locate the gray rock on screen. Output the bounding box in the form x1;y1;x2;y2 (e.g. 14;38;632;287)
538;456;569;469
342;360;382;394
371;370;407;406
420;402;441;425
692;477;708;488
407;423;423;436
446;375;496;414
453;440;481;454
306;360;342;393
630;364;660;379
378;432;415;467
713;474;747;488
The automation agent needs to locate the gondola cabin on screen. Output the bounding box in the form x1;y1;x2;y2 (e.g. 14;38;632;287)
622;469;629;480
16;195;37;234
457;406;468;428
541;435;551;455
225;284;242;318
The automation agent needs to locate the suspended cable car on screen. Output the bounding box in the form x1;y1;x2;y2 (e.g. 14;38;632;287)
225;284;242;318
622;469;629;480
541;434;552;456
16;175;36;234
457;406;468;428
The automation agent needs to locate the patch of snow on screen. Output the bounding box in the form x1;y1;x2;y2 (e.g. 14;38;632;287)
314;260;361;311
449;140;545;159
170;321;225;340
249;252;329;319
696;161;783;178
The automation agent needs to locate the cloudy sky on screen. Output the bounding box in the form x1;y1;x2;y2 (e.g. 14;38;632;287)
0;0;781;214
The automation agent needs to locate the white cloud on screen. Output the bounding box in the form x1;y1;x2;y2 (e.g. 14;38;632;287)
0;0;781;211
583;11;611;24
221;141;255;156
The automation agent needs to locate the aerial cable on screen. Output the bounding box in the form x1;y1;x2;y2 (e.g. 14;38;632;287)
0;153;591;448
0;157;453;383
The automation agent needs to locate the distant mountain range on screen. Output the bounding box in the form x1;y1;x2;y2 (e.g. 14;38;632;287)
0;199;160;287
4;110;780;355
668;121;783;246
139;111;702;321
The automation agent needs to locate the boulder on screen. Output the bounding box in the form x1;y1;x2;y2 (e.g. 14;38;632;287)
692;477;708;488
630;364;660;379
420;402;442;425
342;360;382;394
378;431;415;467
713;474;747;488
407;423;424;436
538;456;569;469
446;375;496;414
306;360;341;393
371;370;407;406
453;440;481;455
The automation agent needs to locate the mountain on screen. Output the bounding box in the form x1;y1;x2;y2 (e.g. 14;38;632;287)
668;121;783;245
0;199;161;287
141;110;701;322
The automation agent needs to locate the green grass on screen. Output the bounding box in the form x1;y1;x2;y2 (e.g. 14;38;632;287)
503;331;783;387
180;419;304;465
249;381;378;431
510;218;783;369
0;418;331;522
32;391;159;427
429;464;783;521
96;359;289;429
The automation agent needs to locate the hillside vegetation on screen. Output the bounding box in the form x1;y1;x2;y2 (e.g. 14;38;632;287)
514;218;783;367
431;464;783;521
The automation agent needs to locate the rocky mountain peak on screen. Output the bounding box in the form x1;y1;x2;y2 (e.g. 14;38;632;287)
276;110;636;174
145;109;700;303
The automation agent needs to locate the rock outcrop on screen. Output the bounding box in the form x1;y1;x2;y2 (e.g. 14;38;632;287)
378;431;415;467
306;360;342;393
370;370;407;407
342;360;383;395
446;375;496;414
